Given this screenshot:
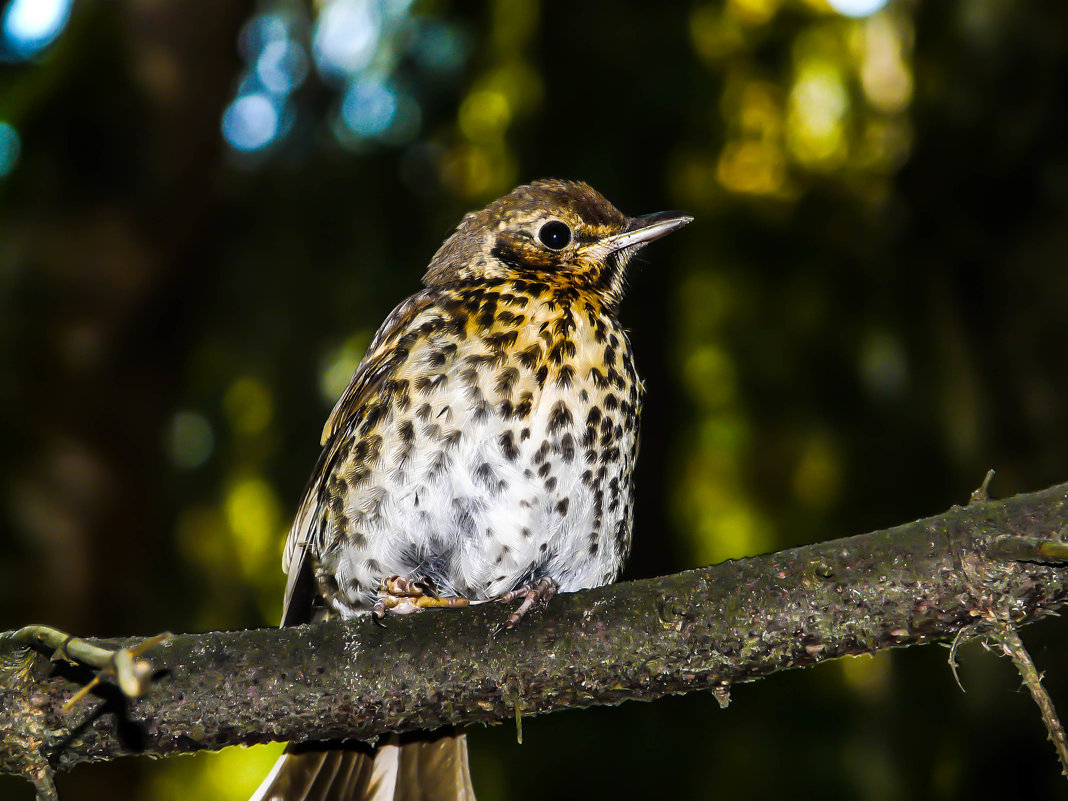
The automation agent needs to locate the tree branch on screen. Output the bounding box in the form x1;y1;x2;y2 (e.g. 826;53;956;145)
3;482;1068;788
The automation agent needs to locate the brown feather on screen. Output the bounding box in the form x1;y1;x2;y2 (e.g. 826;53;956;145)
250;731;474;801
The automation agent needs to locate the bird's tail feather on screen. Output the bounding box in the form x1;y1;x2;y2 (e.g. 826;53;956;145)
249;729;476;801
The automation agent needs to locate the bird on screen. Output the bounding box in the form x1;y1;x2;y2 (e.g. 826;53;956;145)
251;179;691;801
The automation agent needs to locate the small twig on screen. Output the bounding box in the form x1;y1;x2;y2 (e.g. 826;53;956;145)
946;625;977;693
33;770;59;801
2;625;171;710
513;694;523;745
502;678;524;745
989;535;1068;565
969;469;996;505
991;625;1068;777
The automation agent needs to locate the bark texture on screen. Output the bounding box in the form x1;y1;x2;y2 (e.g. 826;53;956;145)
3;482;1068;785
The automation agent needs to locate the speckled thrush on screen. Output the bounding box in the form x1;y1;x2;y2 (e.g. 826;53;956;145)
251;179;691;801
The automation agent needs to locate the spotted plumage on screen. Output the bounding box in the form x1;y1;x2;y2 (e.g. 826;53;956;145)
256;179;690;801
281;180;690;624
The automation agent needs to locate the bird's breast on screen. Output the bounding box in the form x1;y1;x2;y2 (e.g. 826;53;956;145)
318;282;644;614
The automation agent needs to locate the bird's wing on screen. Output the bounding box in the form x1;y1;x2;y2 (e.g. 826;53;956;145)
319;288;441;446
280;287;442;624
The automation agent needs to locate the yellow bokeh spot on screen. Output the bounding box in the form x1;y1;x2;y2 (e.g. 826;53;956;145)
735;80;783;139
441;144;491;196
690;4;745;61
682;345;736;410
675;410;774;565
224;377;274;435
717;140;787;195
717;79;789;196
693;493;774;564
439;143;516;198
699;416;749;472
727;0;781;27
839;652;892;700
792;432;841;509
481;61;543;115
858;13;912;113
148;743;287;801
225;476;282;580
319;331;370;405
855;116;912;171
787;59;849;167
459;90;512;143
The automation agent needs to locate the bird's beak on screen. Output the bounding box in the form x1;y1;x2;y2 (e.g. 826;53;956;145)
601;211;693;253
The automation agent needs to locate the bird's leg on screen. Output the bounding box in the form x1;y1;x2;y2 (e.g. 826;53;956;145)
372;575;471;623
497;577;557;630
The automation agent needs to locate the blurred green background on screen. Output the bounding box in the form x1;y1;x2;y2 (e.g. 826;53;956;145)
2;0;1068;799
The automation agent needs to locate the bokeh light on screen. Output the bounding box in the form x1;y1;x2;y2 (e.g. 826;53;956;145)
411;19;469;72
729;0;780;27
0;122;20;176
224;377;274;435
787;59;850;167
859;330;909;400
149;743;286;801
256;38;308;95
792;432;841;509
224;475;281;580
339;78;398;138
319;332;370;405
458;90;512;143
166;411;215;469
715;78;788;196
840;652;893;701
222;92;282;153
858;13;912;113
1;0;72;60
312;0;383;80
827;0;890;18
224;9;307;156
223;0;468;156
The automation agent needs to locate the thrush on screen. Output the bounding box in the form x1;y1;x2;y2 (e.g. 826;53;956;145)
251;179;691;801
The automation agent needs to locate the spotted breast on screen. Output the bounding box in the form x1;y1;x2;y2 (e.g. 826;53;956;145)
281;179;690;624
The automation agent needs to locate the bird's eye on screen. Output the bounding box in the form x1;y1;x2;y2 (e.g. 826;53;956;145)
538;221;572;250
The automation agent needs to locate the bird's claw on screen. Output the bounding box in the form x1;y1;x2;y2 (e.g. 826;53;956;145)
372;575;470;623
494;577;557;632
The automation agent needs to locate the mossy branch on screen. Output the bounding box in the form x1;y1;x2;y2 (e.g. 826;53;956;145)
3;481;1068;793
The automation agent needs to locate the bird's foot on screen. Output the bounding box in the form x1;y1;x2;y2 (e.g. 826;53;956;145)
495;577;557;631
371;575;470;624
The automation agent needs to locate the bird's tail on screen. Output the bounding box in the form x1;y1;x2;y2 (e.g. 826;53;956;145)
249;729;476;801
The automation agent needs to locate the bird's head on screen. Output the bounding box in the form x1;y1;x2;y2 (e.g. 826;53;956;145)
423;179;692;306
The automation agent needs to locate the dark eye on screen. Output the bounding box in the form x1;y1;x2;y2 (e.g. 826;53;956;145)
538;220;572;250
